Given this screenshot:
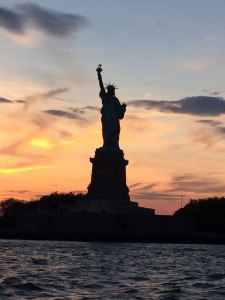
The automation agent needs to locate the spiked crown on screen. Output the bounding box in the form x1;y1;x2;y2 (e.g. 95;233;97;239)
105;82;118;91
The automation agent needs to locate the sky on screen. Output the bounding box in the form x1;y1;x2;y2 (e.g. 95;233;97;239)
0;0;225;215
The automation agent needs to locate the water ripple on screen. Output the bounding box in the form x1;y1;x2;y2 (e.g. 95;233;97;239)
0;240;225;299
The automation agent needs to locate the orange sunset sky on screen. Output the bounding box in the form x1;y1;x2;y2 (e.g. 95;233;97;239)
0;0;225;215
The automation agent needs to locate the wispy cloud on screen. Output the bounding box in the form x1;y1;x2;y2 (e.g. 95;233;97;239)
44;109;84;120
85;106;100;111
7;189;29;194
141;183;158;190
132;191;180;201
130;182;177;202
0;3;88;38
130;173;225;205
24;87;68;110
44;105;100;121
15;100;27;103
128;96;225;116
129;182;142;189
203;89;224;96
0;136;45;158
195;119;222;127
0;97;13;103
0;7;24;33
195;119;225;140
0;165;53;175
168;173;225;194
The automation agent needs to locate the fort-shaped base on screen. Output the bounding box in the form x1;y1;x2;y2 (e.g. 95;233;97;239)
87;148;130;204
81;148;154;214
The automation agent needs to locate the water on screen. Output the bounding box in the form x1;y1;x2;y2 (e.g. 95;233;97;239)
0;240;225;300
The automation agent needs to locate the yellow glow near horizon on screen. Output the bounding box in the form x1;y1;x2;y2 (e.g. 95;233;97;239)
30;139;55;149
0;165;54;175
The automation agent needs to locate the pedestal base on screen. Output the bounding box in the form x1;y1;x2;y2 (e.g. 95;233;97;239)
87;148;130;204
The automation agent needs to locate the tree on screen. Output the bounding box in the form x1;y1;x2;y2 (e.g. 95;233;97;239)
174;197;225;233
0;192;87;225
0;198;25;225
37;192;86;211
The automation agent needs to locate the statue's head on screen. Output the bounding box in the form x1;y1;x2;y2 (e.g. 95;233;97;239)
106;83;117;96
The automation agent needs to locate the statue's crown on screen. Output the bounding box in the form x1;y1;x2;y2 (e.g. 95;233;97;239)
105;82;118;90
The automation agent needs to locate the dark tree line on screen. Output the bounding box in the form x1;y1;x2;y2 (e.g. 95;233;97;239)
0;192;86;225
1;194;225;233
174;197;225;233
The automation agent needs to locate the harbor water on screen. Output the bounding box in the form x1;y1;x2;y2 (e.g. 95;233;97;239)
0;240;225;299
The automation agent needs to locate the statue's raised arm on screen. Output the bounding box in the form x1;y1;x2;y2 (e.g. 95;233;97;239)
96;64;105;93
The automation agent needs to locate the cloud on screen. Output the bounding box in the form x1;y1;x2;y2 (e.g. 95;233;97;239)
141;183;158;190
130;174;225;203
7;189;29;194
0;165;53;175
129;183;142;189
41;87;68;98
129;182;158;192
69;106;100;114
195;119;225;137
15;99;27;103
0;139;27;156
84;106;100;112
195;119;222;127
172;173;198;182
58;130;73;138
69;108;85;114
0;137;44;158
218;127;225;134
132;191;180;201
44;109;83;120
0;97;13;103
210;92;221;96
130;183;177;201
131;173;225;203
130;183;181;202
24;87;68;110
0;3;88;38
128;96;225;116
0;7;24;33
168;173;225;194
26;87;68;101
43;104;100;121
203;89;224;96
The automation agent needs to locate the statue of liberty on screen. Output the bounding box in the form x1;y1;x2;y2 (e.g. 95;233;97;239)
96;65;126;150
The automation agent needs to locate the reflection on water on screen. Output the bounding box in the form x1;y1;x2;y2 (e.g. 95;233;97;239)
0;240;225;299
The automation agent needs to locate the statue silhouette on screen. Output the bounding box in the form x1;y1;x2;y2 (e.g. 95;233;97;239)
96;65;126;150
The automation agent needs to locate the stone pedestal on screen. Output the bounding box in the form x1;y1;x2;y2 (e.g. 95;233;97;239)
87;149;130;204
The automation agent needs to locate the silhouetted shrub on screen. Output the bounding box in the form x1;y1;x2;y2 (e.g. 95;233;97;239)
174;197;225;233
0;198;25;225
0;192;87;225
37;192;86;211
